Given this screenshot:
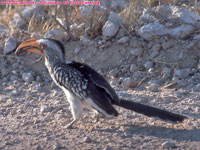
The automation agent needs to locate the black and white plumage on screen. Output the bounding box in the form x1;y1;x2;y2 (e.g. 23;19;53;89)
15;38;187;128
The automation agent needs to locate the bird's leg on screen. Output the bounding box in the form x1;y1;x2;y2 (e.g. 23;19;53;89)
65;99;83;129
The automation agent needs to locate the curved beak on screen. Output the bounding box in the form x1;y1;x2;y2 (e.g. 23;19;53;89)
15;38;43;56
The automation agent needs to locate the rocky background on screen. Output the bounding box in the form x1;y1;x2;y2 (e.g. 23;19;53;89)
0;0;200;149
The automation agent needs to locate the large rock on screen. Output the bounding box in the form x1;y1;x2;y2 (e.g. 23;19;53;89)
102;20;119;39
45;29;68;42
11;6;46;29
173;7;200;25
137;7;199;40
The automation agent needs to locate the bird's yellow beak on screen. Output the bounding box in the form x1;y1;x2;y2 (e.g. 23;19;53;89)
15;38;43;56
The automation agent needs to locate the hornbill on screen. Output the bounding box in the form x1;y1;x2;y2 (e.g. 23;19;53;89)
15;38;187;128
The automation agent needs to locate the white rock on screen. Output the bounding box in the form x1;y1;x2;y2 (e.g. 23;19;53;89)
144;61;153;69
11;6;45;29
163;67;171;79
193;34;200;40
22;73;34;83
130;48;143;56
173;7;200;25
169;24;194;38
147;83;160;92
162;141;176;148
122;78;136;88
33;85;42;92
156;4;172;18
174;69;190;79
108;11;123;24
130;64;137;73
102;20;120;39
4;37;17;55
45;29;68;41
117;36;129;44
40;105;52;113
137;21;169;41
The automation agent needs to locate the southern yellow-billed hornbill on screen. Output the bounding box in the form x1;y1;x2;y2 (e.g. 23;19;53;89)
15;38;187;128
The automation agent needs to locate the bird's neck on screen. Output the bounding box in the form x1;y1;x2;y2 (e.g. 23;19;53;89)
44;54;64;74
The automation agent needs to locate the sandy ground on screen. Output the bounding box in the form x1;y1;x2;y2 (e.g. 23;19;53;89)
0;79;200;150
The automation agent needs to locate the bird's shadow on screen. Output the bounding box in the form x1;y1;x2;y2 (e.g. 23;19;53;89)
95;123;200;142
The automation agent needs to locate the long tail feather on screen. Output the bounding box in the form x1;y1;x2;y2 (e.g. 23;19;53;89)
113;99;187;123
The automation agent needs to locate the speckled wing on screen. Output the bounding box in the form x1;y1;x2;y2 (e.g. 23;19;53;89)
53;62;89;99
68;61;120;103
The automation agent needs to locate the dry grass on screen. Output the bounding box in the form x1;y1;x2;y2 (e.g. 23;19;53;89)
0;0;199;39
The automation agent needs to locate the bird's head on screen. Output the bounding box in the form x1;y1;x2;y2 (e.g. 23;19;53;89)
15;38;65;63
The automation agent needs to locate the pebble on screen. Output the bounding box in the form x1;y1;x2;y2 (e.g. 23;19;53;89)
162;141;176;148
130;64;137;73
162;67;171;79
122;78;136;88
102;20;119;39
147;83;160;92
150;49;160;58
53;142;62;150
130;48;143;56
36;76;42;82
12;89;20;96
117;36;129;44
174;68;190;79
33;85;42;92
40;105;52;113
83;136;92;143
104;145;113;150
36;145;42;150
1;68;8;76
3;37;17;55
22;73;34;83
109;69;118;77
144;61;153;69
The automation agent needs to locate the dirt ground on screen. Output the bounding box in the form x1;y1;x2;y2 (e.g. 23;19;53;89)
0;39;200;150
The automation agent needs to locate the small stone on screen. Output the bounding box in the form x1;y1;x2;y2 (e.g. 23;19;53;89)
144;61;153;69
22;72;34;83
36;145;42;150
36;76;42;82
53;142;62;150
4;37;17;55
130;48;143;56
83;136;92;143
40;105;52;113
1;68;8;76
174;68;190;79
104;145;113;150
33;85;42;92
12;89;20;96
162;67;171;79
74;47;81;54
45;29;68;41
130;64;137;73
117;36;129;44
162;141;176;148
150;50;159;58
152;44;161;51
147;83;160;92
122;78;136;88
109;69;118;77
